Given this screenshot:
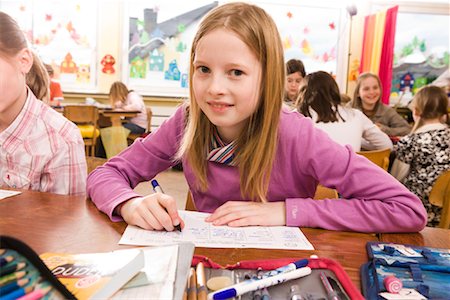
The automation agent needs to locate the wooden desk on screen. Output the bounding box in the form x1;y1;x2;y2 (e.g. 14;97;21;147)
52;105;139;127
1;190;448;292
100;110;139;127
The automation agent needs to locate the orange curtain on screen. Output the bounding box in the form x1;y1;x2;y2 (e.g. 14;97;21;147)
359;6;398;104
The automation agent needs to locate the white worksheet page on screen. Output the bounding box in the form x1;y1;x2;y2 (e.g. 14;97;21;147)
119;210;314;250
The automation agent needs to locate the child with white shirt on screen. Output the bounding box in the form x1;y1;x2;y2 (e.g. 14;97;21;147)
391;85;450;226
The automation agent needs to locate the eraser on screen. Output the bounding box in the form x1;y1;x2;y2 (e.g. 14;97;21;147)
384;275;403;293
206;276;233;291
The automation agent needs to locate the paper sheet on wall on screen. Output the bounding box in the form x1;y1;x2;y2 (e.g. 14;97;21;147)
111;245;178;300
0;190;21;200
119;210;314;250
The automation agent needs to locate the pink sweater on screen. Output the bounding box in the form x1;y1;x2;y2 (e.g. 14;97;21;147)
87;106;427;233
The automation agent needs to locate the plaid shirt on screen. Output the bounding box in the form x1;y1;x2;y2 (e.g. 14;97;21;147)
0;89;87;195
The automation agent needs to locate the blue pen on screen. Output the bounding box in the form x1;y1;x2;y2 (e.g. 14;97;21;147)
262;259;308;278
208;267;312;300
151;179;182;232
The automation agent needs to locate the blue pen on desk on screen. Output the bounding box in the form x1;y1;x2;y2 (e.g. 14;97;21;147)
151;179;182;232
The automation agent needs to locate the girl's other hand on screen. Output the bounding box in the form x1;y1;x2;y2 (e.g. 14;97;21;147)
205;201;286;227
119;194;184;231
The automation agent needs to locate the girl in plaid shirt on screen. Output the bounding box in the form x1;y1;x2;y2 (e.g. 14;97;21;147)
0;12;87;195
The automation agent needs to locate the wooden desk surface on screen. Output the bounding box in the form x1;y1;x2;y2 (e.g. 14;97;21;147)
1;190;449;293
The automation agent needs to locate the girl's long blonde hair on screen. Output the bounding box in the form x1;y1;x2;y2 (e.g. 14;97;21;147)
109;81;129;107
177;2;285;202
411;85;449;132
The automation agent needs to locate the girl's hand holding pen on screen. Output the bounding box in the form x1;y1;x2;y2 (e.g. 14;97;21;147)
205;201;286;227
120;193;184;231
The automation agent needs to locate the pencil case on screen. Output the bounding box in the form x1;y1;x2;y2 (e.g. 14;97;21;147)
0;235;75;300
192;254;364;299
360;241;450;299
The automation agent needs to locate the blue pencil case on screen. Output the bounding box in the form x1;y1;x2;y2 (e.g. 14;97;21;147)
0;236;75;300
360;241;450;299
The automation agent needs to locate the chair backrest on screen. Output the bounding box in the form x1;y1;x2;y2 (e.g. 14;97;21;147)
429;170;450;229
146;107;153;133
86;156;107;174
314;185;339;200
63;105;99;124
63;105;99;156
357;148;391;171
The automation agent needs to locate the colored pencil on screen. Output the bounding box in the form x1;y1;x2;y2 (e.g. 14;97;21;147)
0;278;29;295
187;267;197;300
0;256;14;267
196;262;207;300
0;285;33;300
0;271;27;285
0;262;26;277
17;286;52;300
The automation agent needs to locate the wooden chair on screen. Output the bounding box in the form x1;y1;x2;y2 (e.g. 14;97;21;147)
128;107;153;143
429;170;450;229
184;184;338;211
86;156;107;174
357;148;391;171
314;184;338;199
63;105;99;156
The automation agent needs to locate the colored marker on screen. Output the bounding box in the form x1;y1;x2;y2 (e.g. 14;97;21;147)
261;288;270;300
0;262;26;277
0;271;27;285
0;278;29;295
262;259;308;278
17;286;52;300
151;179;182;232
319;272;340;300
208;267;312;300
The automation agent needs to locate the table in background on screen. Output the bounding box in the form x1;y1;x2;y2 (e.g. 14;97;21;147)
1;190;449;291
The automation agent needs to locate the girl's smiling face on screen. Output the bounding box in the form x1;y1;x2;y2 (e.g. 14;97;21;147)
192;28;262;143
358;76;381;108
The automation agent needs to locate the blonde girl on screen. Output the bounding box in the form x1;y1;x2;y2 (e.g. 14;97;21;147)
88;2;426;233
391;86;450;226
108;81;148;134
352;72;411;136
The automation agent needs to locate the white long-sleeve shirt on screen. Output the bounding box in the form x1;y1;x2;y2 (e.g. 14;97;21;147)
308;105;393;151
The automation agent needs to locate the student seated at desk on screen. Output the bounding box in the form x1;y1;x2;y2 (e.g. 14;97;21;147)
350;73;412;137
391;86;450;227
284;59;305;109
88;2;427;233
0;12;87;195
109;81;148;134
297;71;392;151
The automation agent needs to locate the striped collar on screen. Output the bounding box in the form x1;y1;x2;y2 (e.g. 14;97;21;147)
206;128;237;166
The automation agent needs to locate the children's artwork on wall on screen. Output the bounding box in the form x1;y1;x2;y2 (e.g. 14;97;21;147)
258;2;341;75
124;1;342;97
101;54;116;74
125;1;218;97
0;0;98;92
391;11;449;95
